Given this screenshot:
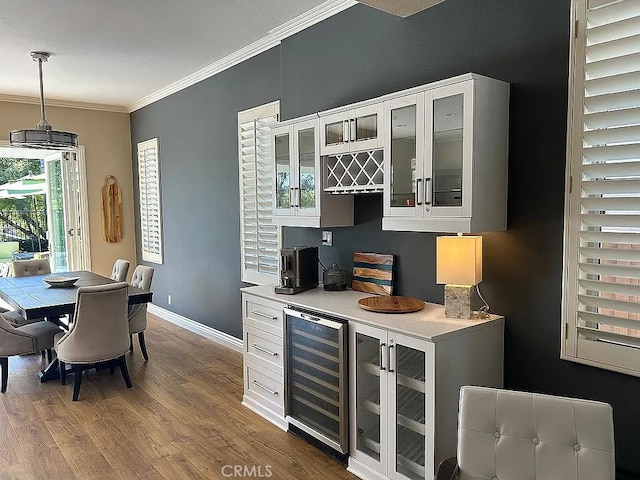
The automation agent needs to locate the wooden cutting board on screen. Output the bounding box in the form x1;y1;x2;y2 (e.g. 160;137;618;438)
352;252;395;295
357;296;425;314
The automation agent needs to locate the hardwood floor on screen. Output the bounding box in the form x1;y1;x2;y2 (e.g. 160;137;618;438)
0;314;356;479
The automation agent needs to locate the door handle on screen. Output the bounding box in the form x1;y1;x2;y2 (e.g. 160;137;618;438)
425;177;432;206
388;344;395;373
416;179;423;206
380;342;387;371
343;121;350;144
67;228;74;236
350;119;356;142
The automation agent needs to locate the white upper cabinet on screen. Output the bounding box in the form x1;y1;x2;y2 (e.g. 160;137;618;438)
382;75;510;233
320;103;384;155
272;116;353;228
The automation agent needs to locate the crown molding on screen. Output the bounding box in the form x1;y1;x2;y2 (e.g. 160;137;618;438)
0;94;128;113
128;0;357;112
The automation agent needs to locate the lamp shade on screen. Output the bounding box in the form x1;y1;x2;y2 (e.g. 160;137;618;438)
436;235;482;286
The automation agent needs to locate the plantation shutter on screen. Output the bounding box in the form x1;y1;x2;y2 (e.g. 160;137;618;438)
564;0;640;375
137;138;163;264
238;102;280;284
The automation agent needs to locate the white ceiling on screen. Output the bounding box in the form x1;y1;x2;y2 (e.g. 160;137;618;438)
0;0;332;109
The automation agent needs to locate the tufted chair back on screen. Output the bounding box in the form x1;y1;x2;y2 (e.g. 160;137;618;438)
10;258;51;277
110;259;130;282
128;265;154;334
456;386;615;480
56;283;130;364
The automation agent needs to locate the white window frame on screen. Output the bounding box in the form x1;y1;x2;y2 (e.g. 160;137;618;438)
562;0;640;376
137;137;163;264
238;101;281;285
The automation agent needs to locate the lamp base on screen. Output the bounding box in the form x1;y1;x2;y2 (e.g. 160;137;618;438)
444;284;473;319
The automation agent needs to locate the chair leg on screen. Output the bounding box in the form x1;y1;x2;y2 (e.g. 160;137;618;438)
138;332;149;361
129;335;133;352
46;348;53;364
118;356;132;388
72;366;83;401
60;361;66;385
1;357;8;393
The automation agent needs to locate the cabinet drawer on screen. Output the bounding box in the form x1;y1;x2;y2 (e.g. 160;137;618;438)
243;294;283;335
245;360;284;416
245;325;283;373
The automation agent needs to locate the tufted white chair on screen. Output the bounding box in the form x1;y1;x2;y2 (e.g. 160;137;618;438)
127;265;154;360
110;259;130;282
0;313;61;393
55;283;132;401
10;258;51;277
5;259;52;327
436;386;615;480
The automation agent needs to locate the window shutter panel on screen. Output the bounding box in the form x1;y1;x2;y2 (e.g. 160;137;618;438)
239;102;280;284
137;138;163;264
565;0;640;375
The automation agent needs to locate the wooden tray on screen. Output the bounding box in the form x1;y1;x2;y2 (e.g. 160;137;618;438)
357;296;425;314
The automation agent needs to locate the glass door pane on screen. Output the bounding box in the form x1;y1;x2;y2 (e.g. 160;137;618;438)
297;127;316;210
395;344;426;480
325;121;346;146
356;332;382;461
390;105;417;208
275;133;291;210
432;94;463;207
44;155;66;272
355;114;377;142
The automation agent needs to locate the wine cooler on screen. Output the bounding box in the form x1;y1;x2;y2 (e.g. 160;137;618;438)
284;307;348;454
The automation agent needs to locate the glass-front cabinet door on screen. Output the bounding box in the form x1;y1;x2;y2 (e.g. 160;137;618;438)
384;94;425;217
293;119;319;216
273;125;293;217
350;323;388;475
426;81;472;219
388;334;432;480
320;104;384;155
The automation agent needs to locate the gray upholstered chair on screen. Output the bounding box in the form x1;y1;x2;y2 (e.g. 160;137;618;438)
110;259;130;282
436;386;615;480
9;258;51;277
0;313;61;393
4;258;52;327
128;265;154;360
55;282;132;401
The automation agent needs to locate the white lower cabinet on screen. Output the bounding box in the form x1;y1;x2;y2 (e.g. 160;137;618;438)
349;322;432;480
241;292;287;430
348;321;503;480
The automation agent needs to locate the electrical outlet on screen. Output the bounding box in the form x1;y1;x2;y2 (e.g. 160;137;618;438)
322;231;333;246
167;295;172;305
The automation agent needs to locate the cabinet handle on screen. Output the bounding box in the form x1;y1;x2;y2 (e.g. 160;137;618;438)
388;344;395;373
350;119;356;142
295;187;300;208
343;121;350;143
425;177;432;206
416;178;423;206
252;380;278;396
251;309;278;321
251;343;278;356
380;342;387;371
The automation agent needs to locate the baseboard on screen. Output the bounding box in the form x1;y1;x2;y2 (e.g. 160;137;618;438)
242;396;288;431
148;304;243;353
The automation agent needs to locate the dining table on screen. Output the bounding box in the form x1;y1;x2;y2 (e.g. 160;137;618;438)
0;270;153;382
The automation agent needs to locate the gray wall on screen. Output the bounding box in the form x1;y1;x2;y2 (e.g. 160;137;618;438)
130;1;640;475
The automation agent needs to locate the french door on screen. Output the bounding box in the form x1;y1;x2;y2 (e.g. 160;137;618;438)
44;149;91;272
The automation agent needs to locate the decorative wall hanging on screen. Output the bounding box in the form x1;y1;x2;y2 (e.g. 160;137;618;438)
101;175;123;242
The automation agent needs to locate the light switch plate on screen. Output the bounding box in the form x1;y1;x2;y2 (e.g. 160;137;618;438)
322;231;333;246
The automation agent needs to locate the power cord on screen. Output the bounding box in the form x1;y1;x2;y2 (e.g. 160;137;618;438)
315;239;326;270
475;284;490;318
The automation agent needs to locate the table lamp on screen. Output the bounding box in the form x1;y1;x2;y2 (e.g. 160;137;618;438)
436;234;482;319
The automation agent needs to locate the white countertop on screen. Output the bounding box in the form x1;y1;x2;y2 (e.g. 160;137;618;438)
241;285;503;342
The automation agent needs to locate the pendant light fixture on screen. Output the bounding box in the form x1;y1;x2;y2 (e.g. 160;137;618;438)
9;52;78;150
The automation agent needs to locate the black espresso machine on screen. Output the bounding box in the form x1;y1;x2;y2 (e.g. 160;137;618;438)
274;246;318;294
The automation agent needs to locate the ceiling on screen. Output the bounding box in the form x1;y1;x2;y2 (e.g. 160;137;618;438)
0;0;333;109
